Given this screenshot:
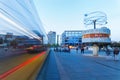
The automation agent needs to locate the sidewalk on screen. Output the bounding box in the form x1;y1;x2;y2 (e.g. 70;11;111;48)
82;49;120;71
83;54;120;71
54;49;120;80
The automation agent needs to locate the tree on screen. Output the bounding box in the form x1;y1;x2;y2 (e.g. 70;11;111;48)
111;41;120;47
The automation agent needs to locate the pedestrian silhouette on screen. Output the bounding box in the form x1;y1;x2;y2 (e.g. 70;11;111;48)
113;47;119;61
106;48;110;56
76;47;78;53
81;46;84;54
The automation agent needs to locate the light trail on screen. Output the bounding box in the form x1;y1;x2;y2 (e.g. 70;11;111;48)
0;18;32;37
0;3;40;38
0;12;41;40
0;51;46;79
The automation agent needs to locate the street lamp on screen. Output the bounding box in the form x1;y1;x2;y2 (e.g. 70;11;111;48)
84;11;107;29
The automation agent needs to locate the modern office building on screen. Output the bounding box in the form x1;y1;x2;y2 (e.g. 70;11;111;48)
47;31;56;45
61;30;83;46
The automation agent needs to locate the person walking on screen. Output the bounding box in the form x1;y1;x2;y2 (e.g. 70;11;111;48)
113;47;119;61
68;46;71;53
76;47;78;53
105;48;111;60
106;48;110;56
81;46;84;54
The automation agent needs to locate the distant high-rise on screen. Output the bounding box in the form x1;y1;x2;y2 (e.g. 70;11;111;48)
47;31;56;45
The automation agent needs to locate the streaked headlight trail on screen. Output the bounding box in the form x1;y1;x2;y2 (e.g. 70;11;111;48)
0;12;41;40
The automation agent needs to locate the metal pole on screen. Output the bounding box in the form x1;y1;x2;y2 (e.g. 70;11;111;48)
93;20;96;29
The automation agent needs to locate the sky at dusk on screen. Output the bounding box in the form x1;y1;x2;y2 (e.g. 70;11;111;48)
34;0;120;41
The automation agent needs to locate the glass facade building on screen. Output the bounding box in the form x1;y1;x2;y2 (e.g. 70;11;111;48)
0;0;47;44
61;27;111;46
61;30;83;46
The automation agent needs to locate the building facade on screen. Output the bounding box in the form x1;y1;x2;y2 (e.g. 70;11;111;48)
47;31;56;45
61;30;83;46
61;27;111;46
82;27;111;43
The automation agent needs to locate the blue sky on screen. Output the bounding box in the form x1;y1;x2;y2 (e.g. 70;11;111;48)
34;0;120;41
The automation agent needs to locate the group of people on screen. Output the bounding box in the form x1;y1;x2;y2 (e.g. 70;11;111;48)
106;47;120;60
54;45;120;61
76;46;85;54
76;45;120;61
54;46;70;53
